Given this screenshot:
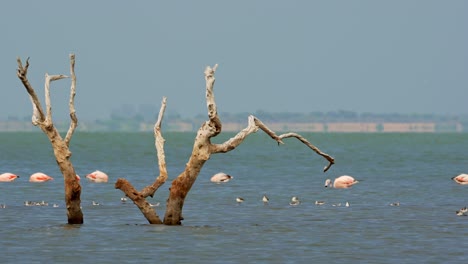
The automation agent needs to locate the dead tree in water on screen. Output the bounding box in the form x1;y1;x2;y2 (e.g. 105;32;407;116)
116;64;335;225
16;54;83;224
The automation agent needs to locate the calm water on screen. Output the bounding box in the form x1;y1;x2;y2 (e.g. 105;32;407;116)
1;132;467;263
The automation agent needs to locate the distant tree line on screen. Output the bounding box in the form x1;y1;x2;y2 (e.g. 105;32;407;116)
200;110;466;124
3;106;468;132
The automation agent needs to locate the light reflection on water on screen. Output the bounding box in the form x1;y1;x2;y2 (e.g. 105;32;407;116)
1;132;468;263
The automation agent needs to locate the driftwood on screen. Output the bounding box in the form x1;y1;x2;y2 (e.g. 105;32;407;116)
16;54;83;224
116;64;334;225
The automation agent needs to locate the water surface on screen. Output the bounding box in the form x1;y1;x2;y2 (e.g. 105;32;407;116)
1;132;467;263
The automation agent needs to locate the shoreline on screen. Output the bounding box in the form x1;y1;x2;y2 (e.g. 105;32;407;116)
0;120;463;133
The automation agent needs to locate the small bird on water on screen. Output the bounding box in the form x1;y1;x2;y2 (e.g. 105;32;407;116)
456;206;467;216
456;210;467;216
315;200;325;205
262;195;269;205
236;197;244;204
289;196;300;206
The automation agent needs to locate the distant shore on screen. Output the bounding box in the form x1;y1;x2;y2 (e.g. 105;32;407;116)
0;120;463;133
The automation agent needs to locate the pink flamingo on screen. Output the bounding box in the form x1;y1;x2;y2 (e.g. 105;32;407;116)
210;172;233;183
0;173;20;182
86;170;109;183
29;172;54;182
451;174;468;185
325;175;359;189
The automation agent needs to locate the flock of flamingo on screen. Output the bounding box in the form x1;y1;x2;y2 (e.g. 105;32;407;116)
0;170;109;183
2;170;467;215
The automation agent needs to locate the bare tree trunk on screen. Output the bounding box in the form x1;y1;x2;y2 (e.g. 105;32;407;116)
16;54;83;224
162;65;335;225
116;64;334;225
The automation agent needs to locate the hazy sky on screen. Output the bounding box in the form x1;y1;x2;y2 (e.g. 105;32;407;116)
1;1;467;121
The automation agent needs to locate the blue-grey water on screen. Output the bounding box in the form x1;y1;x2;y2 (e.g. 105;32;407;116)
1;132;467;263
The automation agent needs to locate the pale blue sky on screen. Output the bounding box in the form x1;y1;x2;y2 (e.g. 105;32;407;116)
1;0;467;121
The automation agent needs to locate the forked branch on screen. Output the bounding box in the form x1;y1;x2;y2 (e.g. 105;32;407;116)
16;54;83;224
115;97;169;224
140;96;169;197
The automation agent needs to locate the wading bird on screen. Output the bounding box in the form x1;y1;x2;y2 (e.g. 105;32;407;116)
0;173;19;182
86;170;109;183
210;172;233;183
29;172;53;182
451;174;468;185
325;175;359;189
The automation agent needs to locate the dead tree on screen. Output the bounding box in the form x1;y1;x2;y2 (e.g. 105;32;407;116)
116;64;335;225
16;54;83;224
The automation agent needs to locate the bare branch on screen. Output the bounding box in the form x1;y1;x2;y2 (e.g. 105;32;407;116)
211;115;335;172
277;133;335;172
251;117;284;144
64;54;78;146
140;97;168;198
44;73;69;126
253;117;334;171
16;57;45;125
115;97;169;223
204;64;221;136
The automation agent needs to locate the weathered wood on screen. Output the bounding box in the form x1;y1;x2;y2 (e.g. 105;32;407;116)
163;65;220;225
17;57;45;125
115;97;169;224
118;64;334;225
115;178;163;224
64;54;78;146
163;65;335;225
16;55;83;224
